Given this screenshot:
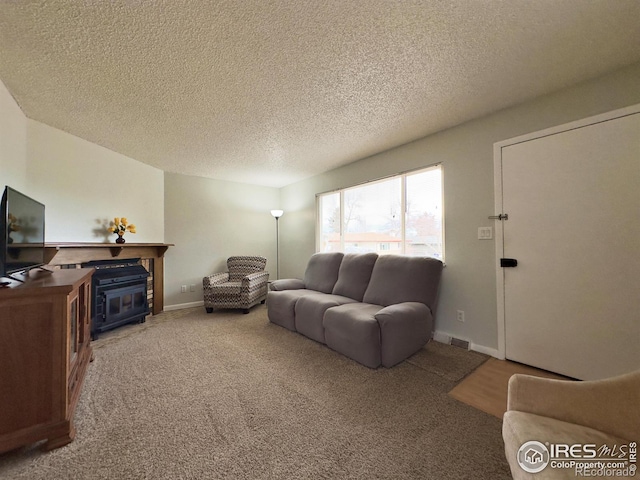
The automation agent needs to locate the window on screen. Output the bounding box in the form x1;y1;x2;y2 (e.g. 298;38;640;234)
317;165;443;259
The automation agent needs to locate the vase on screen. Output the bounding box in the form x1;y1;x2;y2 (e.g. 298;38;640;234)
115;235;125;244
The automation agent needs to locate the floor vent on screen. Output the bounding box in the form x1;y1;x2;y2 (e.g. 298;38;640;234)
450;337;470;350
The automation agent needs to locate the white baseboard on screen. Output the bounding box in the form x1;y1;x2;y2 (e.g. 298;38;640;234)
432;329;500;359
432;331;452;344
469;342;500;358
163;300;204;312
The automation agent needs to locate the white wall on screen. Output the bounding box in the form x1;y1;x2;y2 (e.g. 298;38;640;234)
2;77;165;244
25;120;164;243
4;61;640;349
279;61;640;355
0;81;27;192
164;172;280;309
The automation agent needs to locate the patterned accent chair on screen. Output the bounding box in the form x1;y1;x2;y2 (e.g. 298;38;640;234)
203;256;269;314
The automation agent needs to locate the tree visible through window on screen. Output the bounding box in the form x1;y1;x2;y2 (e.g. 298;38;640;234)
317;165;443;259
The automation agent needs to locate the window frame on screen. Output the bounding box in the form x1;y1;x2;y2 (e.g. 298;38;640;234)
315;164;444;259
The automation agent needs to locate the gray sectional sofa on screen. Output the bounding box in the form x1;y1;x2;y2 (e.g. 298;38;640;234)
267;252;443;368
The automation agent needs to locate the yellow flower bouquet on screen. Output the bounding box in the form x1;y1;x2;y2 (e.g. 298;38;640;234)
111;217;136;244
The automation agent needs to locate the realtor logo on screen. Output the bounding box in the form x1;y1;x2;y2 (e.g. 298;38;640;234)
518;441;550;473
526;449;543;464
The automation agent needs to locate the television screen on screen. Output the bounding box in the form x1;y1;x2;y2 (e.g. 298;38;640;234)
1;186;46;277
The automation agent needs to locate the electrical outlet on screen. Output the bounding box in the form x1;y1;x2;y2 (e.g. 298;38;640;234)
181;285;187;293
456;310;465;322
190;284;196;292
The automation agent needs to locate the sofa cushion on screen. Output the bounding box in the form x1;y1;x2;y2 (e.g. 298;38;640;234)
303;252;344;294
363;255;443;309
323;303;383;368
267;290;323;331
294;294;358;344
332;253;378;302
503;411;629;480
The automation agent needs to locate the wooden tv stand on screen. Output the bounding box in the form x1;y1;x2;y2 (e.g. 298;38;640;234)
0;268;94;453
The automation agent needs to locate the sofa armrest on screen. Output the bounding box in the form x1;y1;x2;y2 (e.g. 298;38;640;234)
376;302;431;323
203;272;229;289
507;370;640;441
269;278;305;291
375;302;433;368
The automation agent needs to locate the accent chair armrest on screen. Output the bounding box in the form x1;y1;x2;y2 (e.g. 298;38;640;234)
506;370;640;441
203;272;229;289
269;278;305;291
242;271;270;288
239;271;270;307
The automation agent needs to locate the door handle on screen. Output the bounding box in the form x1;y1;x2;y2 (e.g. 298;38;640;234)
500;258;518;268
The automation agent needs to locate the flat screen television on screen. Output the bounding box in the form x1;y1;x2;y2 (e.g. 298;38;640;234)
0;186;46;279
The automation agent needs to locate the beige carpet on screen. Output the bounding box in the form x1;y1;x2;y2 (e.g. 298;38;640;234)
0;306;509;480
407;339;488;383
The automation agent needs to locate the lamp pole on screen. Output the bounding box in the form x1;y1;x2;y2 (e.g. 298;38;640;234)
270;210;283;279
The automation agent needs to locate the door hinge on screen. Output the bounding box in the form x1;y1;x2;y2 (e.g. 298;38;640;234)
489;213;509;220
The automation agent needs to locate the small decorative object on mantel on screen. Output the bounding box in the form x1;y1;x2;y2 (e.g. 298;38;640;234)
111;217;136;244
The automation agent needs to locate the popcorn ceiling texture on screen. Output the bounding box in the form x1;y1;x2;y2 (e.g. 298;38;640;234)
1;1;640;187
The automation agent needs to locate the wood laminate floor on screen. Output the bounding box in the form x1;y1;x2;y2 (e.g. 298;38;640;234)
449;357;569;419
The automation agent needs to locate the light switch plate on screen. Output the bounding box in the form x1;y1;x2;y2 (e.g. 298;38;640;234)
478;227;493;240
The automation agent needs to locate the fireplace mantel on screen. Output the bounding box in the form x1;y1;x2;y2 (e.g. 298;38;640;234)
44;242;173;314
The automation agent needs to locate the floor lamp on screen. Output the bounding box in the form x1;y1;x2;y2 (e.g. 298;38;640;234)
270;210;283;279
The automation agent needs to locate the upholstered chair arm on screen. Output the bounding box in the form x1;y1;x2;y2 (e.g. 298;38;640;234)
240;271;270;306
241;271;270;289
203;272;229;289
375;302;433;368
269;278;305;291
506;370;640;441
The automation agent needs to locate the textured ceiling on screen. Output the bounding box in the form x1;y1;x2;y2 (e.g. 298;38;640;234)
1;1;640;187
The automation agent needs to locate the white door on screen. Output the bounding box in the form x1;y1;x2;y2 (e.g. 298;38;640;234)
495;107;640;380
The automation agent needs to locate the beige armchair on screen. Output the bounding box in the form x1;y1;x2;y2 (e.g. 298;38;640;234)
502;370;640;479
203;256;269;314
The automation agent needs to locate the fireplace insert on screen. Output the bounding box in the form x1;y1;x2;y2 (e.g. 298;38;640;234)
82;258;150;339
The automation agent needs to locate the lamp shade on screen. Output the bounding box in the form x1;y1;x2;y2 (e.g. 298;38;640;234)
270;209;284;218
